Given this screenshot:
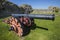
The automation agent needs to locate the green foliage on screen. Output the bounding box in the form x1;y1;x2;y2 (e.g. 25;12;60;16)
19;4;33;13
53;7;59;13
0;0;22;18
19;6;25;13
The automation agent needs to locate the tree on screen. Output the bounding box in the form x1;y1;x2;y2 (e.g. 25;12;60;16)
53;7;59;13
19;6;25;14
19;4;33;14
0;0;22;17
0;0;8;10
0;0;22;13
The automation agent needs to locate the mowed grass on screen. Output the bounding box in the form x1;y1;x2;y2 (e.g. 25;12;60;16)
0;13;60;40
0;19;21;40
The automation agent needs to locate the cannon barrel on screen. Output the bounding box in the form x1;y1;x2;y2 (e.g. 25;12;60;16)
12;14;55;21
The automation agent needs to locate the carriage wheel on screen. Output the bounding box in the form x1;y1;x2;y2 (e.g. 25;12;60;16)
8;17;23;37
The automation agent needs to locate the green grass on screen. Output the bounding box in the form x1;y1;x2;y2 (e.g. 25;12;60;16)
0;13;60;40
0;19;21;40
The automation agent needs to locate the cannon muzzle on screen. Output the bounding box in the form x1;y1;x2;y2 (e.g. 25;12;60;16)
12;14;55;21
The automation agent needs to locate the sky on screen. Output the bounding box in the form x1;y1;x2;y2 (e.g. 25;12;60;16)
8;0;60;9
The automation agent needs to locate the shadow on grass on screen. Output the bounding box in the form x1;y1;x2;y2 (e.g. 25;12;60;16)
22;24;48;37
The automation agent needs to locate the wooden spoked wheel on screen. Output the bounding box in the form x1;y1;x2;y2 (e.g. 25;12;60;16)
8;17;23;37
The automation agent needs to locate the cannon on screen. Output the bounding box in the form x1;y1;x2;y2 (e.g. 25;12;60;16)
7;14;55;36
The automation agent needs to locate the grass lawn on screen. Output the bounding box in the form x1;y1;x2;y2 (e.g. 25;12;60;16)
0;13;60;40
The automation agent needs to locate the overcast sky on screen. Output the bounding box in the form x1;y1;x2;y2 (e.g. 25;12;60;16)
8;0;60;9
